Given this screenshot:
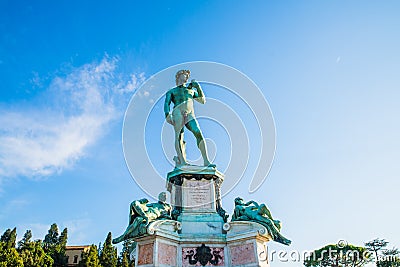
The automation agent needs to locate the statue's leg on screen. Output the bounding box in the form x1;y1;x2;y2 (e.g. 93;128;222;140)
179;128;187;163
259;204;273;220
112;220;136;244
173;113;187;166
259;205;281;230
185;119;211;166
112;234;124;244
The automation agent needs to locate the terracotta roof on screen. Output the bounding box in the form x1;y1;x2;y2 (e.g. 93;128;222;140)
66;245;91;250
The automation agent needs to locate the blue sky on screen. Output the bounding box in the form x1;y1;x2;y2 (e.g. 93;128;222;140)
1;1;399;266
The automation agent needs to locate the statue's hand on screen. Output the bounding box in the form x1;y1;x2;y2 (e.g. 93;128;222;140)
190;79;200;89
166;114;174;125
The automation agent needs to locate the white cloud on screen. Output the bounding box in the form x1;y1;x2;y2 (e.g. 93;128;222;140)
0;56;145;180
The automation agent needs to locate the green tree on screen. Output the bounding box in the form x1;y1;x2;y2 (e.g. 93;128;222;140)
43;224;59;250
0;229;11;243
43;223;68;267
18;235;53;267
55;228;68;266
120;240;135;267
118;251;130;267
79;245;102;267
17;230;33;250
304;243;371;267
0;229;23;267
0;227;17;249
365;238;389;265
378;247;400;267
99;232;117;267
117;242;131;267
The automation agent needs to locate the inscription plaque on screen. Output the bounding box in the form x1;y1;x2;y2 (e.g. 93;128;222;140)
183;179;215;211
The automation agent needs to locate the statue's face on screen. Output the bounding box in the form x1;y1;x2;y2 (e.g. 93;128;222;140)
176;72;189;86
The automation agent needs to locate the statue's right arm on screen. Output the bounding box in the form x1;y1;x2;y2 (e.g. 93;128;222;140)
164;91;172;118
164;91;174;125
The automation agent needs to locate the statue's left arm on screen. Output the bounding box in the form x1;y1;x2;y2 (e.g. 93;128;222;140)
191;80;206;104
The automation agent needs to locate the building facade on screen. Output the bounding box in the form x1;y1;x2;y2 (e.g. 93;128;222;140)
65;245;91;266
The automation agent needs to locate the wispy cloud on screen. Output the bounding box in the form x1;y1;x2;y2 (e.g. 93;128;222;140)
0;56;145;180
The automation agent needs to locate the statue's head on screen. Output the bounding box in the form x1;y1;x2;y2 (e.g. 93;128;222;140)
175;69;190;86
234;197;244;205
158;192;167;202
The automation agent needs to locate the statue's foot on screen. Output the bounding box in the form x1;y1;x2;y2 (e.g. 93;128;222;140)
112;235;124;244
175;162;189;169
275;233;291;246
281;237;292;246
173;156;189;169
204;162;216;168
173;156;187;165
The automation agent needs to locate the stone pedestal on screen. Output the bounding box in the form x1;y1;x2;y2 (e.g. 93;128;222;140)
132;167;272;267
166;166;227;227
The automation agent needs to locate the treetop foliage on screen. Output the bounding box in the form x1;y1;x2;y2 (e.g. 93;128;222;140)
305;239;400;267
0;226;132;267
304;243;372;267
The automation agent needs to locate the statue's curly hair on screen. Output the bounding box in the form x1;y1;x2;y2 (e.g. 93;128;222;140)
175;69;190;85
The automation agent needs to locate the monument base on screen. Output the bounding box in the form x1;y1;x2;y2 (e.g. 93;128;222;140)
133;220;271;267
131;168;272;267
